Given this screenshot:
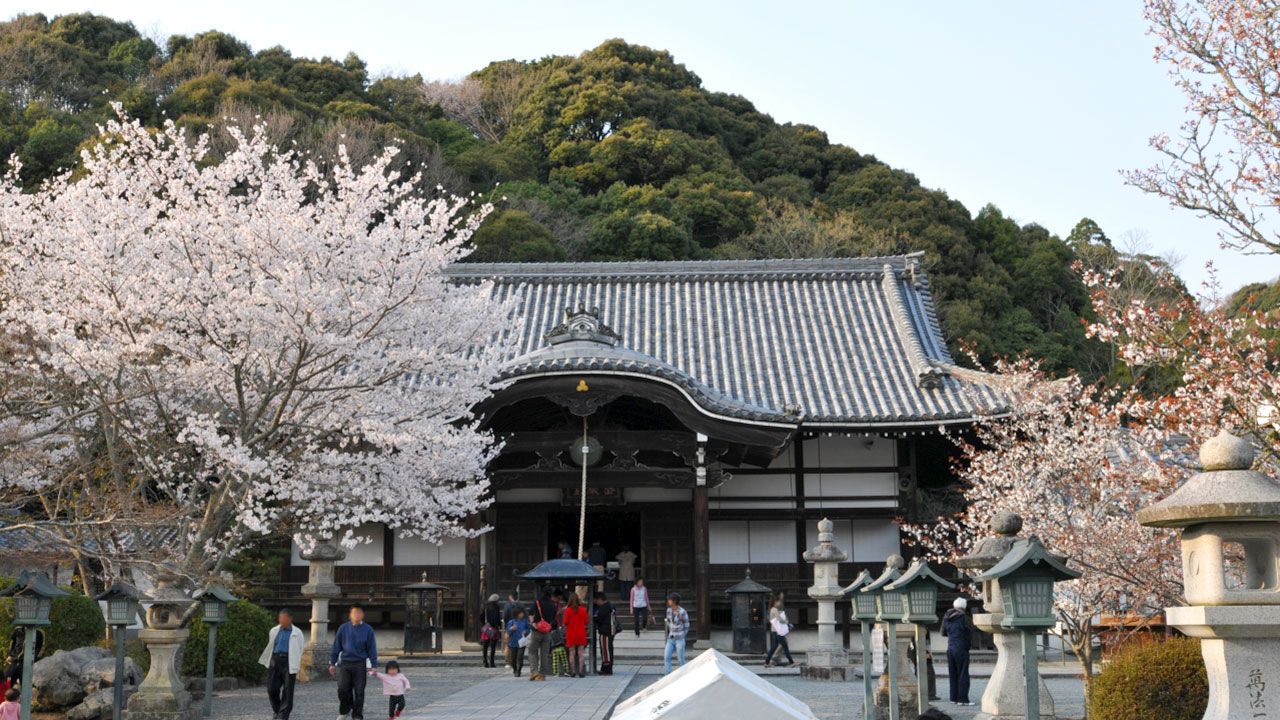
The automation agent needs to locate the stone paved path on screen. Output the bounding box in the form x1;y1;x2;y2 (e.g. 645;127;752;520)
403;666;639;720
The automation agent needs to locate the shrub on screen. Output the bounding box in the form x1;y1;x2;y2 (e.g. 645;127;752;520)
1088;636;1208;720
181;600;274;683
0;577;106;658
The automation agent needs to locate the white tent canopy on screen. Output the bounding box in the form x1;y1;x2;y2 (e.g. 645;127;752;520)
611;649;820;720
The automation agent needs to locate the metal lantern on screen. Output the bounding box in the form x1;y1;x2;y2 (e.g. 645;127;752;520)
884;558;956;624
95;582;149;720
725;569;771;654
194;584;238;718
97;582;148;627
402;574;447;655
196;584;237;625
846;570;878;621
1;571;67;627
973;536;1080;630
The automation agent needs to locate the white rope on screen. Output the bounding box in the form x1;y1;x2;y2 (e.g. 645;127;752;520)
578;415;588;560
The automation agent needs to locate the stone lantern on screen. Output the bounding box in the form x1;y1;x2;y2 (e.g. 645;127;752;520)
126;570;195;720
298;539;346;682
885;559;955;717
0;571;68;720
973;536;1080;720
1137;430;1280;720
725;569;771;654
802;518;850;680
957;511;1056;720
862;555;915;720
843;569;875;719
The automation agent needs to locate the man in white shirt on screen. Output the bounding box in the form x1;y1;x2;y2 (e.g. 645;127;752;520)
628;578;651;636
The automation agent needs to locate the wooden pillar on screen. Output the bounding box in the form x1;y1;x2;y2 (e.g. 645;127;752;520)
693;484;710;641
463;513;481;643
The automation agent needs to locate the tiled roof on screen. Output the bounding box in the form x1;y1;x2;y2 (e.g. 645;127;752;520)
447;256;1006;428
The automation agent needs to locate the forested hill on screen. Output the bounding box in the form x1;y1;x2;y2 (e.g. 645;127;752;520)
0;12;1117;374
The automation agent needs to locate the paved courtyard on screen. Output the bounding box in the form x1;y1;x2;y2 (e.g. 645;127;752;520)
211;662;1086;720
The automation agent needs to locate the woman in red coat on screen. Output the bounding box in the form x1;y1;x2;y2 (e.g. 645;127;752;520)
562;593;589;678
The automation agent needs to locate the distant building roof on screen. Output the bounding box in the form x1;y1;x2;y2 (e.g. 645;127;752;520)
449;256;1005;429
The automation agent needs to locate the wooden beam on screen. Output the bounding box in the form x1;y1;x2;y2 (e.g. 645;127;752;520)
463;513;481;643
693;484;710;641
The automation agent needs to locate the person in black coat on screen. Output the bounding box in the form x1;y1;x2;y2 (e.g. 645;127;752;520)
4;627;43;689
480;594;503;668
592;592;617;675
941;597;977;705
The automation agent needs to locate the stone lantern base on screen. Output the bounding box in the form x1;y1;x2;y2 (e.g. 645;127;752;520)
800;647;850;681
1168;604;1280;720
871;624;917;720
125;628;196;720
973;614;1055;720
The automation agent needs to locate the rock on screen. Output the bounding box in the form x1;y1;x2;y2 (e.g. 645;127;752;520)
67;686;135;720
80;656;143;693
32;647;113;710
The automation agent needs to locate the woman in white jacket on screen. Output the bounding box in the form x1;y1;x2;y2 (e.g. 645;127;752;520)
763;596;794;667
258;609;306;720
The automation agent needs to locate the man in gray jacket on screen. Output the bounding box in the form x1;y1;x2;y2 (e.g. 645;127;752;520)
258;609;306;720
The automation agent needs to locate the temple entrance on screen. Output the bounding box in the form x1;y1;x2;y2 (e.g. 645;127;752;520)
546;509;642;568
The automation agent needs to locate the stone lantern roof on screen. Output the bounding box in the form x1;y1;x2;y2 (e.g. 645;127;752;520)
1137;430;1280;529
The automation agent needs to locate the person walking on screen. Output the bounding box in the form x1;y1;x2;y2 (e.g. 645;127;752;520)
329;604;378;720
506;607;531;677
480;594;503;669
368;660;411;719
526;589;558;681
4;626;43;691
592;592;617;675
629;578;651;636
501;593;520;670
258;608;305;720
763;596;794;667
941;598;976;706
563;593;589;678
663;593;689;674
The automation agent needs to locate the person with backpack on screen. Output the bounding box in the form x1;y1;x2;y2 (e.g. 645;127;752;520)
763;595;794;667
526;589;558;681
592;591;617;675
480;594;503;668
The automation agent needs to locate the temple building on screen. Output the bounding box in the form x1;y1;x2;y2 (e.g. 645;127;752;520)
278;255;1002;640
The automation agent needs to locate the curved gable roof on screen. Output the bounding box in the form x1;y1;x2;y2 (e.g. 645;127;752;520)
448;256;1005;429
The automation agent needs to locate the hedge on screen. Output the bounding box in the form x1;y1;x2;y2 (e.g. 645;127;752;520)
0;576;106;658
1088;636;1208;720
181;600;274;683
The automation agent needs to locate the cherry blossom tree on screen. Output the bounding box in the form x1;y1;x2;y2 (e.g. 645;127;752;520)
1126;0;1280;255
907;360;1184;682
0;110;513;583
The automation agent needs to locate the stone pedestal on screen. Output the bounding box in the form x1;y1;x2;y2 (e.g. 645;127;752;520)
873;624;917;720
125;628;193;720
299;541;345;682
801;518;850;681
1167;605;1280;720
973;612;1054;720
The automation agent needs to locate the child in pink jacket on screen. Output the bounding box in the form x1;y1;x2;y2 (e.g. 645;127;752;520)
0;688;20;720
368;660;411;719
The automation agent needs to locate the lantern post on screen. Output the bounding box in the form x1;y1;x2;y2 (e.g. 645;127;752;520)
843;569;874;720
194;585;238;718
973;537;1079;720
885;559;955;716
862;555;907;720
0;572;67;720
95;582;149;720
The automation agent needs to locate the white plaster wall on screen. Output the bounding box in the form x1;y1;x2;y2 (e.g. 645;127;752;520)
803;434;895;467
850;518;901;562
709;520;797;564
289;521;385;567
803;518;854;555
710;474;795;509
395;533;467;565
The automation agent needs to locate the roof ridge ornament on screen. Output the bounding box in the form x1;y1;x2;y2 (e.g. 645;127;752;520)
545;305;622;347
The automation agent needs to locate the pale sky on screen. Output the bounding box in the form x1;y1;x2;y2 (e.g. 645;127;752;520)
13;0;1278;292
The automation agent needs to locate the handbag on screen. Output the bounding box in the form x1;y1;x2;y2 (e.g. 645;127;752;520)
481;623;498;642
517;632;531;648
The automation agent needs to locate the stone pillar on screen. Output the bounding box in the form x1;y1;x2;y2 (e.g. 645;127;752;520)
801;518;850;680
125;572;192;720
1138;431;1280;720
298;541;345;682
874;622;918;720
956;511;1054;720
